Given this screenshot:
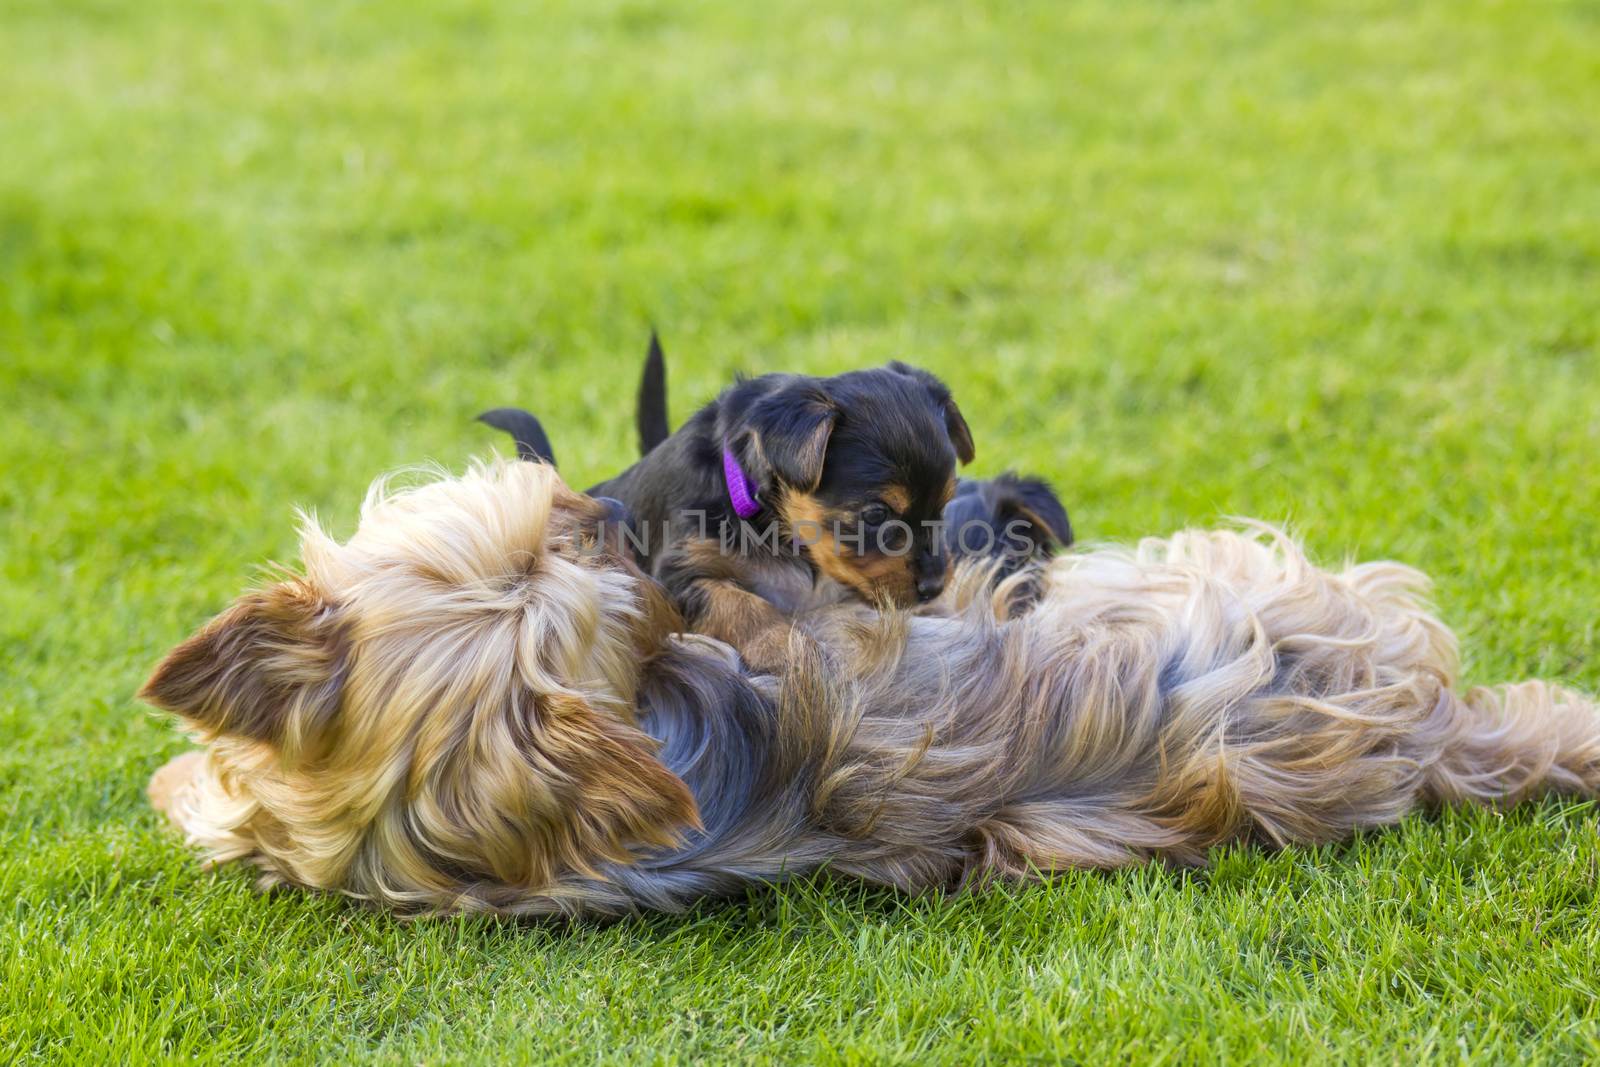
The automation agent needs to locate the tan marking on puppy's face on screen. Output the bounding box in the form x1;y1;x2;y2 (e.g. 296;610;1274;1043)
779;490;919;608
880;486;912;513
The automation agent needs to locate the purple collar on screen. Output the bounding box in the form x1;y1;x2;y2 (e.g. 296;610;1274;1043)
722;446;761;519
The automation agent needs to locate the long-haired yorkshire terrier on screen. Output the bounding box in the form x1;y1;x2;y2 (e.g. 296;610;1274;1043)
143;460;1600;918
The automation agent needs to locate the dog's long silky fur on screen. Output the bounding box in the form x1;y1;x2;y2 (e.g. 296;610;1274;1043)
142;460;1600;917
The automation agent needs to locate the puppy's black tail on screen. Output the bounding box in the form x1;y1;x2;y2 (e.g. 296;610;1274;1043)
636;331;670;456
477;408;557;466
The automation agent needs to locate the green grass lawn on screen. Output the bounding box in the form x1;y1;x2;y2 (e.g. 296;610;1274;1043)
3;0;1599;1061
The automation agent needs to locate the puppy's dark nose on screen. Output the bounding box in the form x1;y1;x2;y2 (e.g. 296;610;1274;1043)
916;575;945;602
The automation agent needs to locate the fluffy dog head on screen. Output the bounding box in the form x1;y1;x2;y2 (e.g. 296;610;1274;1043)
140;459;697;912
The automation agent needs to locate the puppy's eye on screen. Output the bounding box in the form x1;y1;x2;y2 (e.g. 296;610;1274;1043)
860;503;891;526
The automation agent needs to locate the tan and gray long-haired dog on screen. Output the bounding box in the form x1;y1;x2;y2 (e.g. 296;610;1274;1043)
141;459;1600;917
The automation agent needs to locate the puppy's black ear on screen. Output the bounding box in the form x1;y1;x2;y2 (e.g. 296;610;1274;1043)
140;581;348;754
738;383;838;492
888;362;975;465
941;399;976;465
996;474;1073;551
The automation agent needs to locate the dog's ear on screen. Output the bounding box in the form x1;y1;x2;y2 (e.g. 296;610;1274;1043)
941;399;976;465
527;691;701;861
888;362;975;465
139;580;347;752
418;685;702;889
737;382;839;492
996;474;1073;553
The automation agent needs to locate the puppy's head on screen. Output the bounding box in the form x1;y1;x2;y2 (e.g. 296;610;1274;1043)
728;363;973;608
140;459;697;913
943;474;1073;579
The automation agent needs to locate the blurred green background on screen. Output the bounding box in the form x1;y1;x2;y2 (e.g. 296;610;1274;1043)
2;0;1597;1061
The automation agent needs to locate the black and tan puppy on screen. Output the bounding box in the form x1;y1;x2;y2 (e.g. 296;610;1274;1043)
634;338;1073;587
608;362;972;666
485;338;975;668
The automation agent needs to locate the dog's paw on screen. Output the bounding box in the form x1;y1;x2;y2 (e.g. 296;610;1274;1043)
148;750;205;826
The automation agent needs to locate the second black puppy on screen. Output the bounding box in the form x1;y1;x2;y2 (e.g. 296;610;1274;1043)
493;338;976;669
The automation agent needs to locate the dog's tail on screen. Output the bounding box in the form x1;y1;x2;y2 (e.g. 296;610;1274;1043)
636;331;670;456
1428;681;1600;807
477;407;556;466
